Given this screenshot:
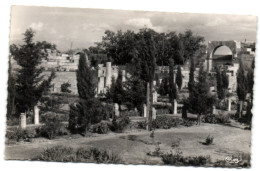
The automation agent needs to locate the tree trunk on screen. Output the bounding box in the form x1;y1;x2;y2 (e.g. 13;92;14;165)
239;100;243;118
146;82;150;131
197;114;201;125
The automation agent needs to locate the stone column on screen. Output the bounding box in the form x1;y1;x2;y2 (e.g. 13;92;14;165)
152;91;157;103
34;106;40;125
173;99;177;115
143;104;147;117
114;103;119;117
227;98;231;112
212;106;216;114
152;107;156;120
153;80;156;86
105;62;112;87
122;70;126;82
20;113;26;130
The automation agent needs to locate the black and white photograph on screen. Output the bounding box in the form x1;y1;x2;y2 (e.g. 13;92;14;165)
2;2;259;169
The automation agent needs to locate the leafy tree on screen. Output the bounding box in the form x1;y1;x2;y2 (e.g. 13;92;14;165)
176;65;183;90
237;60;248;118
69;53;102;134
187;66;216;125
10;28;56;116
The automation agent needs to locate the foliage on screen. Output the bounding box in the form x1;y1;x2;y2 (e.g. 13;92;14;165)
176;65;183;90
168;59;177;103
202;114;230;124
6;127;38;143
60;82;72;93
89;122;110;134
216;67;229;100
158;77;169;96
36;146;121;163
136;120;147;129
204;135;214;145
37;114;66;139
7;60;16;119
110;115;130;133
39;95;63;113
161;150;211;166
9;28;56;116
69;99;104;133
150;115;182;129
237;60;248;102
120;110;140;117
106;70;125;105
188;57;195;93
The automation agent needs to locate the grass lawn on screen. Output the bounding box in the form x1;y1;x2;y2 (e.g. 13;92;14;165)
5;122;251;165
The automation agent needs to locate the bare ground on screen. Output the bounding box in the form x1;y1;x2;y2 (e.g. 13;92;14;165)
5;123;251;165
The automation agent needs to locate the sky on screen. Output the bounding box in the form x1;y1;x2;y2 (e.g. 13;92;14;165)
9;6;257;52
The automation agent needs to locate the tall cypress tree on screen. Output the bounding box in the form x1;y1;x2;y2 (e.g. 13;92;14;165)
10;28;55;116
188;57;195;93
176;65;183;90
69;53;102;134
237;60;248;118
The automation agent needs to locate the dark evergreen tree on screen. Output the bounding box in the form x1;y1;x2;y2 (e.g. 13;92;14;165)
187;66;216;125
176;65;183;90
69;53;102;134
158;77;168;96
10;28;55;116
188;57;195;93
237;60;248;118
216;67;225;100
6;58;16;119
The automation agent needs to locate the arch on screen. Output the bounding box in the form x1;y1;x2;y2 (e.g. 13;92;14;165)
206;41;238;72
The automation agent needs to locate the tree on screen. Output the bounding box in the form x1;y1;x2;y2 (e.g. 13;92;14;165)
187;66;216;125
188;57;195;93
10;28;56;116
176;65;183;90
60;82;72;93
237;60;248;118
106;70;125;105
158;77;169;96
168;59;177;113
6;58;16;119
69;53;102;134
216;67;229;100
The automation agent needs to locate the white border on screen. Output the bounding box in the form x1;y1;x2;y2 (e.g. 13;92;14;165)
0;0;259;171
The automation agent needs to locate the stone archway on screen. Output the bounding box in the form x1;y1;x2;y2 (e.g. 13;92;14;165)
206;41;240;72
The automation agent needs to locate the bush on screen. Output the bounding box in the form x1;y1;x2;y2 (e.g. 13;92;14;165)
202;114;230;124
162;150;211;166
37;114;65;139
6;128;26;142
36;145;121;163
204;135;214;145
89;122;109;134
137;120;147;129
151;115;182;129
120;110;140;117
110;115;130;132
6;117;20;126
39;95;63;113
61;82;72;93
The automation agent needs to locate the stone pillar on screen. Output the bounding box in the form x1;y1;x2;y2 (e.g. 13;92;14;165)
173;99;177;115
159;78;162;84
143;104;147;117
153;80;156;86
105;62;112;87
114;103;119;117
122;70;126;82
207;59;212;72
212;106;216;114
227;98;231;112
20;113;26;130
152;91;158;103
152;107;156;120
98;77;105;94
34;106;40;125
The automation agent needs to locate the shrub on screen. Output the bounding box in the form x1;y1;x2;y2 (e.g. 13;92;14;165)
202;114;230;124
162;150;211;166
89;122;109;134
204;135;214;145
110;115;130;132
120;110;140;117
6;117;19;126
6;128;26;142
61;82;72;93
137;121;147;129
151;115;182;129
39;96;63;113
37;114;64;139
36;146;121;163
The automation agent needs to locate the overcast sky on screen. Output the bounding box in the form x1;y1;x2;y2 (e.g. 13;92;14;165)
9;6;257;52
